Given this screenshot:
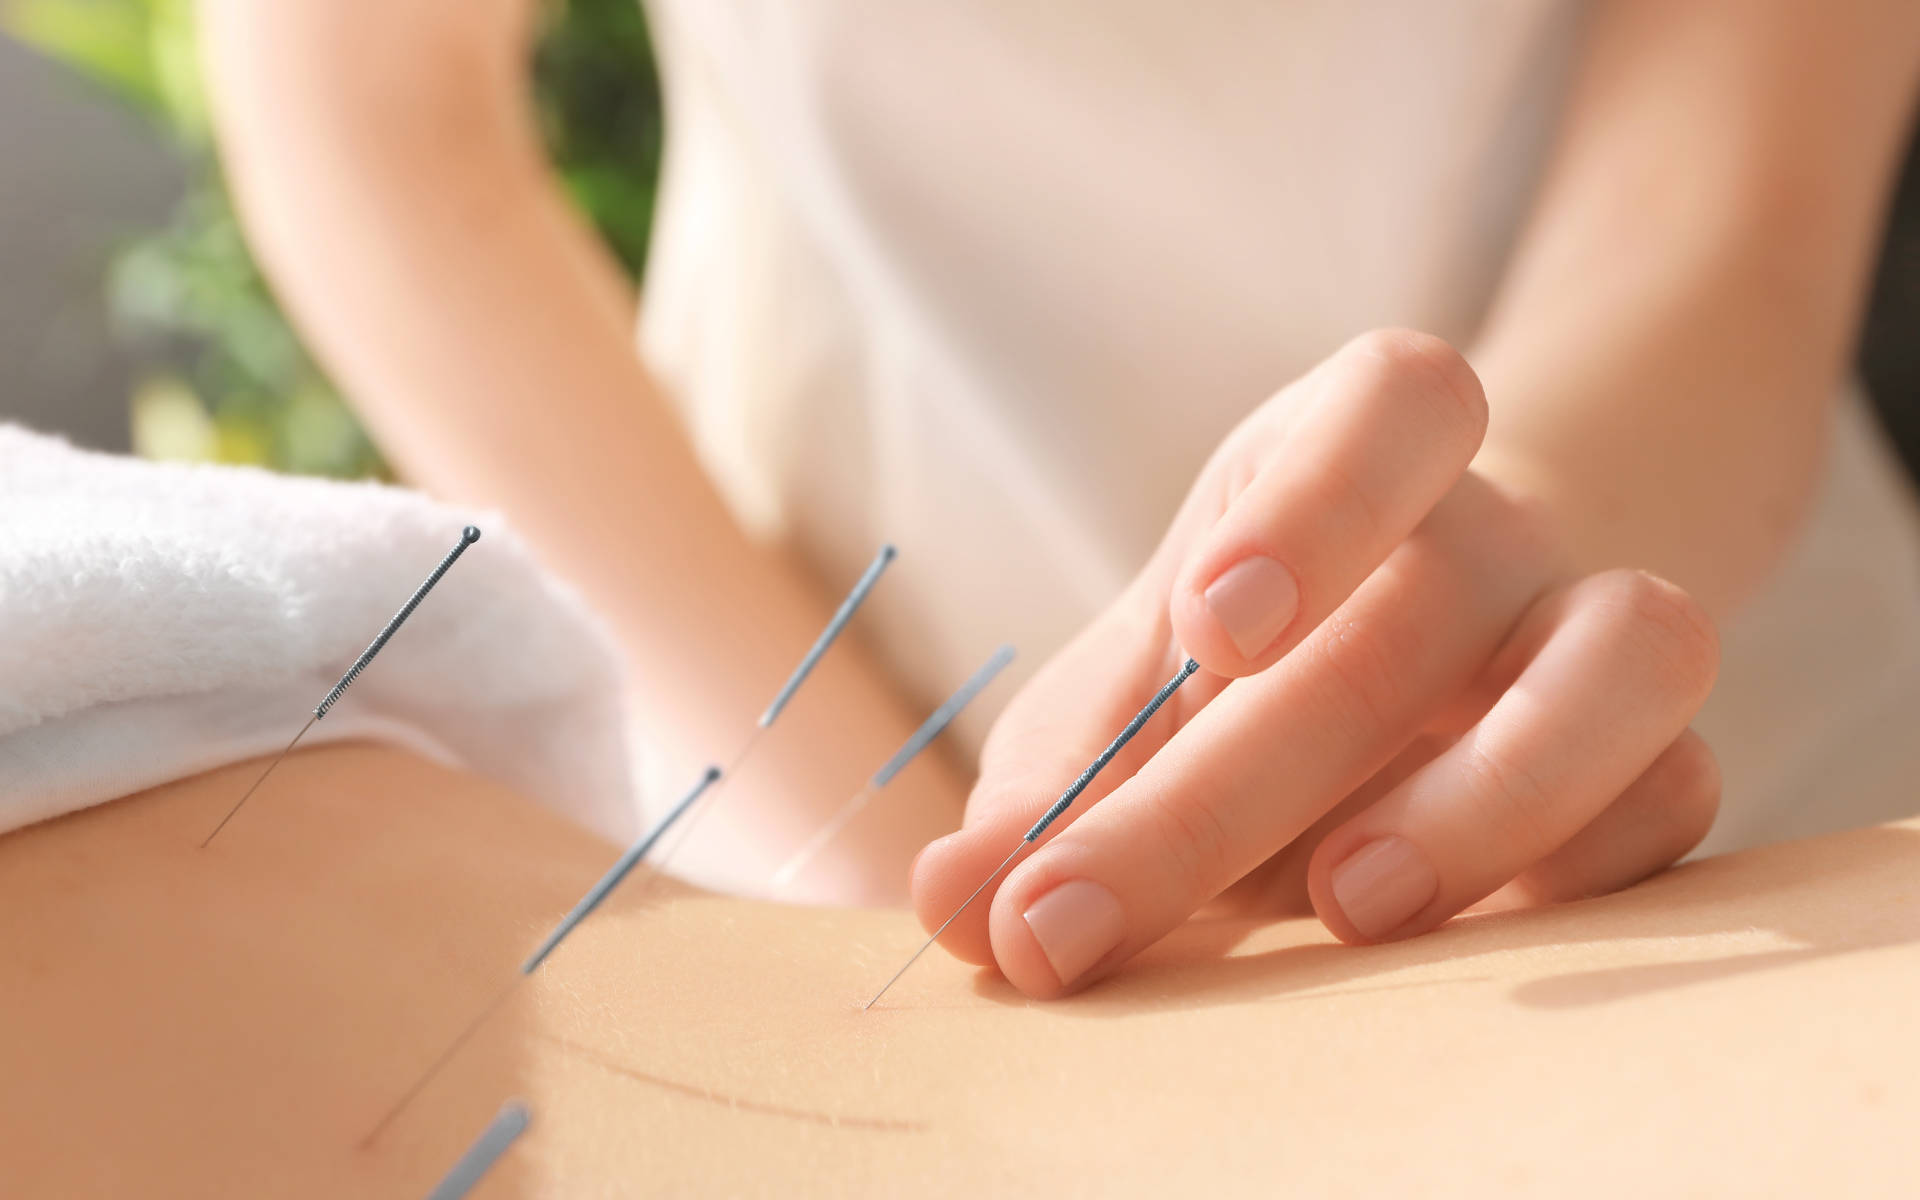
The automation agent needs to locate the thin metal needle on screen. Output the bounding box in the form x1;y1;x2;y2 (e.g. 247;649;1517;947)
201;524;482;846
517;766;721;975
364;765;721;1145
758;544;896;728
366;543;894;1140
864;656;1201;1010
633;726;766;886
867;643;1016;792
198;714;315;848
770;643;1016;896
631;543;899;888
864;839;1024;1010
424;1100;532;1200
766;783;876;897
362;975;524;1149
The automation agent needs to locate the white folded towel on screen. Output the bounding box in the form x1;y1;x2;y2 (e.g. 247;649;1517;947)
0;424;641;841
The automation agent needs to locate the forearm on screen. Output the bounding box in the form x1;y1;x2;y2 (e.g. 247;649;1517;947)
198;0;961;885
1469;0;1920;616
1470;228;1846;619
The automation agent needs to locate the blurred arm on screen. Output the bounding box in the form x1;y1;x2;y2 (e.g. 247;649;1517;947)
197;0;961;893
1472;0;1920;615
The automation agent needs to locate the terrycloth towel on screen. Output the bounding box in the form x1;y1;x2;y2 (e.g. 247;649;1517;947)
0;424;640;841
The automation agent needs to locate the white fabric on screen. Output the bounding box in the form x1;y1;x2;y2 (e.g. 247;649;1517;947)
637;0;1920;850
0;425;641;842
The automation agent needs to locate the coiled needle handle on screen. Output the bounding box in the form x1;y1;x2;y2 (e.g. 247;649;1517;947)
758;544;895;728
200;525;481;847
316;525;481;719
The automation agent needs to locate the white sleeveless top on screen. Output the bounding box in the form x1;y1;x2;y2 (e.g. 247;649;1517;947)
636;0;1920;853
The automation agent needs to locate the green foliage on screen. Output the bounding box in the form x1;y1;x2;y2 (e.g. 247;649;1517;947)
2;0;663;478
535;0;663;279
4;0;203;136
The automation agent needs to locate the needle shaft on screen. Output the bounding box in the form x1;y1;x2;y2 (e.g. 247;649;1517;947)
362;975;523;1148
366;764;721;1144
863;657;1200;1009
637;543;899;888
766;784;875;897
630;725;766;893
201;525;482;846
519;766;720;975
770;644;1015;896
198;714;315;848
759;544;895;728
365;542;897;1139
869;644;1015;790
864;839;1023;1010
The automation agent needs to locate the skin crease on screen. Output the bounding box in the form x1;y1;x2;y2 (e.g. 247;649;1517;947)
6;741;1920;1197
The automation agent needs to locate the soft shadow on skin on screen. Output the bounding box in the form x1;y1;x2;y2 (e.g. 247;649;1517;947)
542;1032;928;1133
970;968;1493;1008
963;826;1920;1015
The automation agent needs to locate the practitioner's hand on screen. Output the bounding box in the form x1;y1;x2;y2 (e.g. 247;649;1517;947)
911;330;1722;998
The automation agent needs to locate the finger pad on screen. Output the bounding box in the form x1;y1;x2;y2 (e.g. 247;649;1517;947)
909;832;999;965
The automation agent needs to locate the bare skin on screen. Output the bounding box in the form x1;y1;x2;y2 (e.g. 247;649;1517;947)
6;742;1918;1196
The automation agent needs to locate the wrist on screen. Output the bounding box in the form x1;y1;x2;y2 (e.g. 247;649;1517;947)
1468;434;1758;620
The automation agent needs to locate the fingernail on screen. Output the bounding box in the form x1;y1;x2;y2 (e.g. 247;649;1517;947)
1330;836;1437;939
1022;880;1126;988
1203;556;1299;660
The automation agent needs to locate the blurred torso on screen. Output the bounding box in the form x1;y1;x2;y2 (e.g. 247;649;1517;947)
637;0;1920;851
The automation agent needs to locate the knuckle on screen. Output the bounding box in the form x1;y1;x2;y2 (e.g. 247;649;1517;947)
1598;570;1721;701
1309;452;1385;546
1660;733;1722;845
1457;740;1562;861
1342;327;1488;445
1139;781;1238;901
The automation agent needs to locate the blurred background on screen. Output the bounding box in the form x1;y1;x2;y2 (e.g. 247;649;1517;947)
0;0;1916;487
0;0;659;477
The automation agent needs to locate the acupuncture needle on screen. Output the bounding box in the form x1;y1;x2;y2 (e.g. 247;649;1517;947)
424;1100;531;1200
362;766;721;1147
618;542;899;897
864;655;1201;1010
365;543;896;1142
766;643;1015;897
200;525;482;847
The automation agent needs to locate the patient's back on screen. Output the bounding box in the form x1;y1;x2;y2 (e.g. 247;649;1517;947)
5;742;1916;1197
